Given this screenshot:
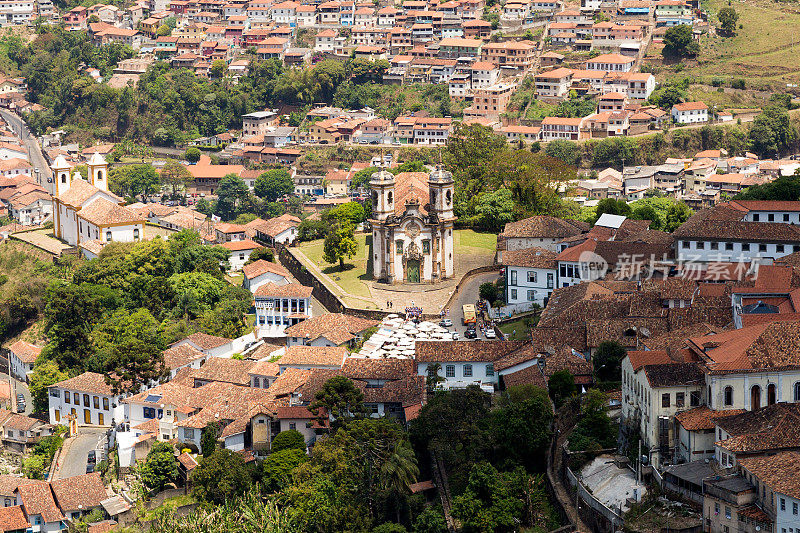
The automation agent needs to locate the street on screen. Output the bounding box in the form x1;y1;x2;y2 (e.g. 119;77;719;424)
9;377;31;416
0;110;53;195
51;427;106;480
447;270;501;340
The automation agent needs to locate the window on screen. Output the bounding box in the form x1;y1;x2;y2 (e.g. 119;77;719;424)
725;506;731;519
486;364;494;377
253;377;260;388
143;407;156;419
662;393;670;408
93;396;99;409
710;242;718;250
759;244;767;252
794;381;800;402
83;394;90;407
65;391;70;404
527;271;537;283
715;503;720;514
511;289;517;300
84;409;91;424
682;241;690;249
676;392;684;407
510;270;517;286
690;391;700;406
184;428;194;439
289;422;297;430
50;389;60;398
463;364;473;377
794;502;798;515
724;386;733;406
769;213;775;222
725;242;734;251
422;240;430;254
133;228;140;240
106;231;112;242
103;397;109;410
445;365;455;378
782;498;786;511
396;240;403;254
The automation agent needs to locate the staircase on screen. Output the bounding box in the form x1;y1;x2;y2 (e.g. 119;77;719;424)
431;449;456;532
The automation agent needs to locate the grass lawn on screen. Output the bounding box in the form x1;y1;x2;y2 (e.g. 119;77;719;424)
455;229;496;253
298;232;374;300
226;272;244;286
498;315;538;341
141;495;196;521
658;0;800;88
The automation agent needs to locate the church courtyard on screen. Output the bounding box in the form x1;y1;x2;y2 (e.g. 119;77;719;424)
293;229;497;313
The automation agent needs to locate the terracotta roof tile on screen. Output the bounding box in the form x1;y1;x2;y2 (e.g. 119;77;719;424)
342;357;414;380
190;358;256;386
283;314;378;345
51;372;115;396
0;505;29;532
7;340;41;363
674;406;746;431
254;282;313;299
16;482;64;523
162;344;205;370
415;340;529;363
737;451;800;500
50;473;107;512
279;346;347;368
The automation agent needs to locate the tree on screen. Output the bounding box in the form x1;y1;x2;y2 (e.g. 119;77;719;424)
272;429;306;452
490;385;553;471
97;308;167;394
548;370;575;408
201;421;221;457
718;7;739;36
379;439;420;522
140;442;178;493
748;106;797;157
29;361;67;414
630;204;657;228
322;222;358;270
451;462;523;533
544;139;580;166
309;376;365;421
412;508;447;533
424;362;445;390
214;173;250;221
474;188;514;232
324;201;366;226
243;247;275;265
258;448;307;493
594;340;626;382
184;147;202;163
160;159;194;196
595;198;631;220
156;24;171;37
254;168;294;201
665;201;692;232
191;448;251;504
569;389;616;451
662;24;699;58
479;282;498;305
210;59;227;79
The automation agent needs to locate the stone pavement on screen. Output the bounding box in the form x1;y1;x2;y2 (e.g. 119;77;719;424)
12;229;71;256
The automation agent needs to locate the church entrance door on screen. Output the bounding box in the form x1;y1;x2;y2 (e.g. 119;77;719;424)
407;259;420;283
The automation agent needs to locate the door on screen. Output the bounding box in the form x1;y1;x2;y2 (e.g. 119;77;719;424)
751;386;761;411
84;409;91;424
407;259;420;283
98;413;104;426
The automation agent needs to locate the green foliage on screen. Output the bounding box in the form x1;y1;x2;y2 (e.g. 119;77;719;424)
568;390;616;452
412;508;447;533
595;198;631;221
184;147;201;163
297;217;327;242
747;106;797;157
718;7;739;35
191;449;252;504
665;201;693;232
309;376;365;421
271;430;306;452
257;448;307;493
473;188;515;232
451;462;524;533
29;360;68;413
491;385;553;472
324;202;366;227
322;222;358;270
108;164;159;199
160;159;194;197
244;247;275;265
140;442;178;493
662;24;699;58
373;524;407;533
736;169;800;200
22;454;48;479
479;282;498;306
200;421;221;457
594;341;626;382
544;139;580;166
215;173;250;221
254;168;294;201
548;370;575;408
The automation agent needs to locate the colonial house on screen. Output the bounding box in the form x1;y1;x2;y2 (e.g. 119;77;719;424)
242;259;292;293
7;340;40;382
284;313;378;348
254;283;313;338
501;247;558;306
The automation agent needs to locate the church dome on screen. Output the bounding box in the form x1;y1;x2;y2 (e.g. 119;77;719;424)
428;166;453;183
370;168;395;184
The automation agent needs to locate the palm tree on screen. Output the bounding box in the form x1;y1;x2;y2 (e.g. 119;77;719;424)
379;440;420;523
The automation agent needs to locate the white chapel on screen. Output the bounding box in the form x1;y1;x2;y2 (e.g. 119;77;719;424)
370;167;456;283
51;152;145;251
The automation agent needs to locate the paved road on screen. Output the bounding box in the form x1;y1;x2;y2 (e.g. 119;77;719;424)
52;427;106;480
447;270;501;339
0;110;52;194
9;377;31;416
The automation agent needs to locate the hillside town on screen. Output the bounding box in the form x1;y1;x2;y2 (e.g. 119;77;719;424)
0;0;795;531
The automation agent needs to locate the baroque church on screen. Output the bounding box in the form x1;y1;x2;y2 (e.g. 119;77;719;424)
51;152;145;253
370;167;456;283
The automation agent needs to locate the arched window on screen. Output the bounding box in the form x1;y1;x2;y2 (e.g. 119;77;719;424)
60;173;66;184
751;385;761;411
97;170;104;182
133;228;140;241
794;382;800;402
106;231;112;242
387;191;393;206
768;383;777;406
724;386;733;406
446;189;452;205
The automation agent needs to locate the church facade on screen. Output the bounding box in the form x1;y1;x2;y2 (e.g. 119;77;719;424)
370;167;456;284
51;152;145;251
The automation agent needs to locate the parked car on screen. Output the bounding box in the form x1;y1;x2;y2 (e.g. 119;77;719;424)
16;394;24;411
87;450;96;464
484;329;497;339
465;328;477;339
439;319;453;328
86;463;95;474
452;332;460;340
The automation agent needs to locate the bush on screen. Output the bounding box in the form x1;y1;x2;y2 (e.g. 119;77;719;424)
271;430;306;452
731;78;746;90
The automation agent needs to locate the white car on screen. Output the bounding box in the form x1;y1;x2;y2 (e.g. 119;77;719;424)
484;329;497;339
452;332;460;340
440;318;453;327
